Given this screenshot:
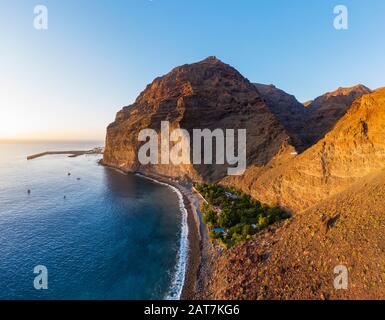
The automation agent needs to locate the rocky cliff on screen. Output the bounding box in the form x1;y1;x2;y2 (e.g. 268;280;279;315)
254;83;308;150
253;84;372;150
103;57;292;182
208;86;385;300
222;88;385;212
303;85;372;146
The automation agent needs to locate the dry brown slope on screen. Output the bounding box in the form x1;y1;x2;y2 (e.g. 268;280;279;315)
206;170;385;300
222;87;385;212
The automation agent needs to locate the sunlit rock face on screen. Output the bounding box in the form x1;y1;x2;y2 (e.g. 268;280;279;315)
303;84;372;147
103;57;291;182
222;88;385;212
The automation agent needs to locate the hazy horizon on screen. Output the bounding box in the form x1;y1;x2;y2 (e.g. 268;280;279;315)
1;0;385;141
0;138;105;145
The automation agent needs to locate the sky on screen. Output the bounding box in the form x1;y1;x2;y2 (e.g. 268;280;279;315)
0;0;385;141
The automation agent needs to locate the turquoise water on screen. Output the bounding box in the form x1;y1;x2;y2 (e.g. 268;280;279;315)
0;142;185;300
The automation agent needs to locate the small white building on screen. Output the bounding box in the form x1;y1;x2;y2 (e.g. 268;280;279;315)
225;191;238;200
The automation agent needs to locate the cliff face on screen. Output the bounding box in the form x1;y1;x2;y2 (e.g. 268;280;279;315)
222;88;385;212
254;83;308;150
103;57;291;182
253;84;372;151
207;87;385;300
303;85;372;146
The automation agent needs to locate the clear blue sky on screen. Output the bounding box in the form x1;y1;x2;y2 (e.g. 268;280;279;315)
1;0;384;140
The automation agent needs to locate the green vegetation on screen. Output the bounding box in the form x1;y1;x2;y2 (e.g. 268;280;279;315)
195;183;290;248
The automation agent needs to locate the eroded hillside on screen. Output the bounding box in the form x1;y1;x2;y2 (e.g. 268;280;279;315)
222;88;385;212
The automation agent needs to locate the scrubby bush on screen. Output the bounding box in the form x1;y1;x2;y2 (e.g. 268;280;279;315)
202;209;217;227
209;230;222;241
242;224;252;236
195;183;289;248
218;208;240;229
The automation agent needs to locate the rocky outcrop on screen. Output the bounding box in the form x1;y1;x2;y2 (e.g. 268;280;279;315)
222;88;385;212
303;85;372;146
103;57;292;182
253;84;372;151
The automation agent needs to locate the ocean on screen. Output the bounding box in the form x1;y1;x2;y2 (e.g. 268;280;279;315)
0;142;187;300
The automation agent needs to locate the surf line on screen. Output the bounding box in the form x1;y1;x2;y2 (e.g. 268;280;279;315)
135;173;189;300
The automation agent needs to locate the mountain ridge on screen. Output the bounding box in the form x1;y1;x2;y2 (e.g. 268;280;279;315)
222;87;385;212
302;84;372;146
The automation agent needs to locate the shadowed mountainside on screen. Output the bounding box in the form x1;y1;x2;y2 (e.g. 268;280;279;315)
254;83;308;151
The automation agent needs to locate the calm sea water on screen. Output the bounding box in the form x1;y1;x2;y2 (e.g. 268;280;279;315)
0;142;184;300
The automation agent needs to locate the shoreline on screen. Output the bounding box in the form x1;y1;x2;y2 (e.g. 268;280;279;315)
101;163;208;300
133;172;208;300
134;173;190;300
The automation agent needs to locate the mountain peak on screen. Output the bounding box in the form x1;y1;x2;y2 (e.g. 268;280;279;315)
201;56;221;63
307;84;372;108
301;84;372;147
326;84;371;98
160;56;242;82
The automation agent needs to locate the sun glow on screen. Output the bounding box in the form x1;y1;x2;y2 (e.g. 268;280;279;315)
0;109;26;139
0;78;37;140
